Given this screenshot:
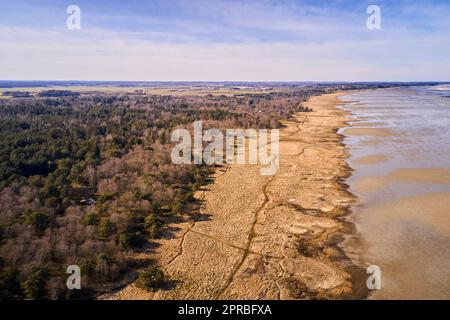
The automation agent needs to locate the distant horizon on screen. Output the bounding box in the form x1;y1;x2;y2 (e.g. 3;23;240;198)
1;80;449;85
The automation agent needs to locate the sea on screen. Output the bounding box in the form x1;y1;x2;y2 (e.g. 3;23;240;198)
339;85;450;299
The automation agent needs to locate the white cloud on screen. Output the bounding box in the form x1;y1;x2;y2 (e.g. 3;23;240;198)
1;0;449;82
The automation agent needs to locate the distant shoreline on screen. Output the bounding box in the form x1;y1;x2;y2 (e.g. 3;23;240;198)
1;80;448;89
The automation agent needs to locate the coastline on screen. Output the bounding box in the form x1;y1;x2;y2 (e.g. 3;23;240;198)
100;92;367;300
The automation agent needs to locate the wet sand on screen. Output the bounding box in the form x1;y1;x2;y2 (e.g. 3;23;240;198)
353;155;389;165
343;128;395;137
341;87;450;300
100;92;366;300
353;167;450;194
345;192;450;299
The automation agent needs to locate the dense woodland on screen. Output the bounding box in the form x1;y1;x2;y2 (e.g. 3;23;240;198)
0;84;390;299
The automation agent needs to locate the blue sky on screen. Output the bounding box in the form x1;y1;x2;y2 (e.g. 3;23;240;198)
0;0;449;81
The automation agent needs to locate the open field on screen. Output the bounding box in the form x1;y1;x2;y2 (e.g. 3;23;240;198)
0;85;277;97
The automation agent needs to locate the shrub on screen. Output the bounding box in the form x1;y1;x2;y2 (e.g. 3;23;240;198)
118;214;147;248
135;266;164;291
0;265;22;299
184;191;195;202
97;193;117;204
118;231;144;248
22;267;50;299
96;219;117;239
23;210;50;235
144;214;162;239
171;201;182;215
80;259;97;280
150;202;161;215
84;212;100;225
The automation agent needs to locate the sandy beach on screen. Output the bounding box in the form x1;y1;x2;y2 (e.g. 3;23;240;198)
100;92;367;300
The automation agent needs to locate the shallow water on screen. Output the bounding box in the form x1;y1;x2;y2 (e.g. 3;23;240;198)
340;86;450;299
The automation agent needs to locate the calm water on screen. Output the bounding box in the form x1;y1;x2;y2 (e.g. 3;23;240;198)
340;86;450;299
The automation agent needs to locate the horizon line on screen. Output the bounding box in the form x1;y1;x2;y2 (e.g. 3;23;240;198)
1;80;449;84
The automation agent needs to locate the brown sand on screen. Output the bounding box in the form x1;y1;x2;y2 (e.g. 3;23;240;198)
350;122;385;127
372;192;450;234
353;167;450;194
353;155;389;165
100;93;364;300
346;192;450;299
344;127;395;137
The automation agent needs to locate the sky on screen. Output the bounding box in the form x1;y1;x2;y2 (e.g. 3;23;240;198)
0;0;449;82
